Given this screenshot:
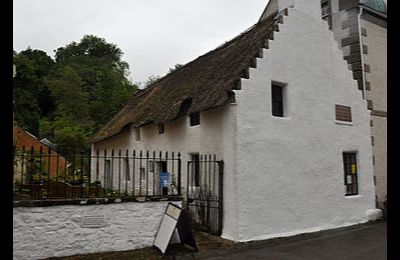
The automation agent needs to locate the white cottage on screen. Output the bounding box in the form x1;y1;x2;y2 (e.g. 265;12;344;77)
92;0;380;242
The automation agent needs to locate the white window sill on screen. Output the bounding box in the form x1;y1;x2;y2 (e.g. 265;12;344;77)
271;116;291;120
345;195;362;199
335;120;353;126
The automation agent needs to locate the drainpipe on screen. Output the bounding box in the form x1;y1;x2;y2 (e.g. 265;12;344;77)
357;5;366;100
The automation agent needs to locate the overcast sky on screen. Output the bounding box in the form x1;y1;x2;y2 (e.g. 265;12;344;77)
13;0;270;85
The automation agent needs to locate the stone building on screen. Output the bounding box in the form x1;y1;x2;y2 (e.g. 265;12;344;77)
319;0;387;208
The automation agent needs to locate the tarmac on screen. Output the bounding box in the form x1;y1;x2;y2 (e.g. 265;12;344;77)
175;220;387;260
47;219;387;259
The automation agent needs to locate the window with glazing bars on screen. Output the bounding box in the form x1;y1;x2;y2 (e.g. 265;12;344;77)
343;152;358;196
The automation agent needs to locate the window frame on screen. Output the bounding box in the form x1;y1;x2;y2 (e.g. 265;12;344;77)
343;152;359;196
271;81;286;118
190;112;200;126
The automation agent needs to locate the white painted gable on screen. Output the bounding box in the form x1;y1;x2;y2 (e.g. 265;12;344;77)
221;6;377;241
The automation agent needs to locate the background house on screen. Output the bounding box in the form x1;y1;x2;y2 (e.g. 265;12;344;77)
13;125;68;184
92;0;380;242
317;0;387;209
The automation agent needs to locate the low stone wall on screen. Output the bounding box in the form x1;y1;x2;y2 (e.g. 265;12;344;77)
13;200;182;260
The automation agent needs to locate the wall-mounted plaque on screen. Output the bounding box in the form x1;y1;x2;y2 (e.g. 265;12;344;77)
81;213;107;228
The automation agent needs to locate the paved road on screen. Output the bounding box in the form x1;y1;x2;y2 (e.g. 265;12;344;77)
181;221;387;260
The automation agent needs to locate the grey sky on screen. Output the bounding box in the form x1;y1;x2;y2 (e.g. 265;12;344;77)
13;0;270;85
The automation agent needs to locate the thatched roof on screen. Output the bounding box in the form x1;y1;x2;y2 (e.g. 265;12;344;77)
93;10;286;143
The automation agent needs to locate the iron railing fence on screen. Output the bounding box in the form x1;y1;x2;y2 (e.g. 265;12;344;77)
186;155;224;235
13;146;182;200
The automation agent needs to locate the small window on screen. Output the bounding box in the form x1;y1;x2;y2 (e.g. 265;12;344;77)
335;104;352;122
190;112;200;126
158;124;165;134
271;83;285;117
135;128;141;141
343;152;358;196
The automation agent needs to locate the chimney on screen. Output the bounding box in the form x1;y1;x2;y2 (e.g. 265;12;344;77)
260;0;322;21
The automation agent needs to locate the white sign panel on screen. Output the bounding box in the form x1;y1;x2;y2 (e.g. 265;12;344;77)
154;203;182;254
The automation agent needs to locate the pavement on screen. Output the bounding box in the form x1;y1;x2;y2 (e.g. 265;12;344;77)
175;220;387;260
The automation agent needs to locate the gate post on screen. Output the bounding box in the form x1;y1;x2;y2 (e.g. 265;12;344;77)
13;143;16;190
177;152;181;196
218;160;224;236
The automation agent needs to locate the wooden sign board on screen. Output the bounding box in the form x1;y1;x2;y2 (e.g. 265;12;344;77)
153;203;198;254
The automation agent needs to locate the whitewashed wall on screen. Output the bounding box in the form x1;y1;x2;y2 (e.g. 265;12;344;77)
93;108;227;196
13;201;181;260
222;6;379;242
91;1;380;244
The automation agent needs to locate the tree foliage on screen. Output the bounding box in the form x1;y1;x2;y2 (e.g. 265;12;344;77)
13;48;55;134
13;35;137;152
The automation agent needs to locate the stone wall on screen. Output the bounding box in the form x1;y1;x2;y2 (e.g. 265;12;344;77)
13;201;182;259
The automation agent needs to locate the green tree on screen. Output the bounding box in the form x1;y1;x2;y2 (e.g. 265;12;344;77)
45;66;90;123
42;35;136;150
13;48;55;135
168;63;183;74
14;36;136;152
144;74;161;87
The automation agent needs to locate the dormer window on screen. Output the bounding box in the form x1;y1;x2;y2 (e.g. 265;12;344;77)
190;112;200;126
134;128;141;141
158;124;165;134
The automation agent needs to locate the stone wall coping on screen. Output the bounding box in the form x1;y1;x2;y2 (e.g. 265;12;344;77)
13;196;183;208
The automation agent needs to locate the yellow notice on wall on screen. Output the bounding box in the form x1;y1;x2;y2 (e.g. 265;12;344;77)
351;164;357;174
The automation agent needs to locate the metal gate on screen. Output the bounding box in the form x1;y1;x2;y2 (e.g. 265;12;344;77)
186;155;223;235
